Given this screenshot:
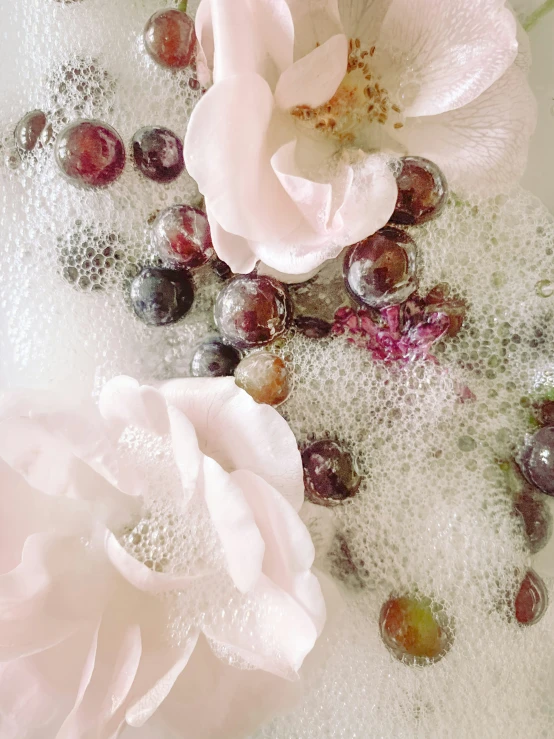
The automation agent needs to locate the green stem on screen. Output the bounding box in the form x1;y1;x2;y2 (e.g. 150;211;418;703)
523;0;554;31
177;0;188;12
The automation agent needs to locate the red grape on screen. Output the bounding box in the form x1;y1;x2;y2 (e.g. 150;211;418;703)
144;9;196;70
214;275;292;348
515;570;548;626
152;205;213;267
14;110;52;152
390;157;448;226
343;227;418;308
132;126;184;183
55;119;125;188
302;440;360;506
190;338;241;378
519;426;554;497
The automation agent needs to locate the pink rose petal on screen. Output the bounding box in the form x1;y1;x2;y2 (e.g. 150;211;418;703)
159;378;304;509
274;34;348;110
378;0;518;117
202;456;265;594
392;64;537;197
184;74;301;244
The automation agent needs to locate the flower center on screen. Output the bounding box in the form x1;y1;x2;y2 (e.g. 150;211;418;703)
291;39;404;148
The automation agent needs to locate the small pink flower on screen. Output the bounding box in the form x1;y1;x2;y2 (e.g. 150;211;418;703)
333;285;466;363
0;377;325;739
185;0;536;281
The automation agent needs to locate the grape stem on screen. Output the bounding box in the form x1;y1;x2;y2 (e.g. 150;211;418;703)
523;0;554;31
177;0;188;12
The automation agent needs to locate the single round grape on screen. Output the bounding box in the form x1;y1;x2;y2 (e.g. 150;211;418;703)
190;338;241;377
152;205;213;267
130;267;194;326
14;110;52;152
519;426;554;496
234;352;291;407
390;156;448;226
132;126;184;183
302;440;360;506
533;399;554;427
515;570;548;626
55;120;125;188
294;316;332;340
379;595;453;665
343;228;418;308
214;275;292;348
514;485;552;554
144;9;196;70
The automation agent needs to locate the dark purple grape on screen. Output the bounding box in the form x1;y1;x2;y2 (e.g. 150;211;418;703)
514;484;552;553
343;227;418;308
14;110;52;152
515;570;548;626
130;267;194;326
214;275;292;348
144;9;196;70
533;399;554;427
55;120;125;188
302;440;360;506
132;126;184;183
519;426;554;497
390;157;448;226
212;257;232;280
294;316;332;339
190;338;240;377
152;205;213;267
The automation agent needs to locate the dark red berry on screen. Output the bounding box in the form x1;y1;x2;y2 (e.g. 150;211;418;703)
132;126;184;183
190;338;240;377
533;399;554;427
519;426;554;497
343;228;418;308
14;110;52;152
515;570;548;626
152;205;213;267
214;275;292;349
514;484;552;554
55;120;125;188
130;267;194;326
144;9;196;70
302;440;360;506
390;156;448;226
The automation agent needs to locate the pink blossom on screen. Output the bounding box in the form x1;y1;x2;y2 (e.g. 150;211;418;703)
185;0;536;281
0;377;325;738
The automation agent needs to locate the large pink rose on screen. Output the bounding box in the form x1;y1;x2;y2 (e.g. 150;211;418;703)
185;0;536;280
0;376;325;738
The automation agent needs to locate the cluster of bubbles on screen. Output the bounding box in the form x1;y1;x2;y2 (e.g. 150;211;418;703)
0;1;553;739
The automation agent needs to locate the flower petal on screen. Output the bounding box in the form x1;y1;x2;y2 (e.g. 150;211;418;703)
200;0;294;86
255;148;397;275
287;0;343;59
206;208;258;275
232;469;326;634
184;74;301;243
159;636;299;739
377;0;518;117
392;64;537;197
0;534;107;660
159;378;304;509
337;0;390;42
99;376;170;437
274;34;348;110
204;573;320;676
202;456;265;594
257;262;323;285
